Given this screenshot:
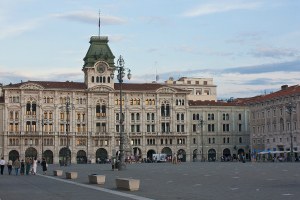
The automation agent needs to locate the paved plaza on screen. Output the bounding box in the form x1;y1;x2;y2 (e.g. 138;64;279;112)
0;162;300;200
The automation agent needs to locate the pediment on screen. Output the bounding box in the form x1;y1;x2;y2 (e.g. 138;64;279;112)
157;87;176;93
20;83;44;90
89;85;114;92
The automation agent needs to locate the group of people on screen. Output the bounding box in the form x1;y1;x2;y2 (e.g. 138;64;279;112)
0;157;48;175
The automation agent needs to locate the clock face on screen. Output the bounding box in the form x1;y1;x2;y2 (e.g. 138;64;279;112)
96;64;106;73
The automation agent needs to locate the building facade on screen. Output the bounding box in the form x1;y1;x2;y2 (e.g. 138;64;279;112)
244;85;300;160
0;36;250;164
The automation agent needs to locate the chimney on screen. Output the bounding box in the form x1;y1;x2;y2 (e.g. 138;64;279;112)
281;85;288;90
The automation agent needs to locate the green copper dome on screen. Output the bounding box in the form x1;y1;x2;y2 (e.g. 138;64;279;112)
83;36;115;68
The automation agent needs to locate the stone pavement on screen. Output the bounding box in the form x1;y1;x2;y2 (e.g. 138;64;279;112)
0;162;300;200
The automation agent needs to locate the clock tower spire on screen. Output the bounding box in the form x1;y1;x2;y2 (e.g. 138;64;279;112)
82;36;116;89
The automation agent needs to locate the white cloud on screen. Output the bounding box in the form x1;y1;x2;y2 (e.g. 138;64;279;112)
250;46;299;59
52;11;126;25
183;0;261;17
0;19;41;39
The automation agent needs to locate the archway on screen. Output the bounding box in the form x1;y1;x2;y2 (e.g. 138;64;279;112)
25;147;37;159
77;150;87;164
9;150;19;161
208;149;216;161
132;147;142;162
177;149;186;162
44;150;53;164
96;148;108;164
146;149;156;162
192;149;198;161
162;147;172;162
238;149;245;161
59;147;71;166
223;148;231;161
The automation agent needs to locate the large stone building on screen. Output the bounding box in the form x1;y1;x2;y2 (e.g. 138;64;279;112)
240;85;300;160
0;35;250;164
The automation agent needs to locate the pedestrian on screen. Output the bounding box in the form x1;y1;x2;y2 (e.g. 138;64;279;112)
0;157;6;175
13;158;21;175
41;158;47;175
32;157;37;175
25;158;31;175
20;159;25;175
7;159;13;175
172;153;177;164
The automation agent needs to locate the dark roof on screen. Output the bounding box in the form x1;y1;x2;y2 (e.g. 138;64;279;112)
235;84;300;104
4;81;87;90
114;83;187;92
188;100;245;107
3;81;187;92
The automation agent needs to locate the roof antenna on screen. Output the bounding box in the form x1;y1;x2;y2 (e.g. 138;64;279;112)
155;61;159;82
98;10;101;37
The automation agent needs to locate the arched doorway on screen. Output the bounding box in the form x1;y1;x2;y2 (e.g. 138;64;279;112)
238;149;245;160
44;150;53;164
59;147;71;166
96;148;108;164
132;147;142;162
77;150;87;164
177;149;186;162
192;149;198;161
146;149;156;162
25;147;37;159
9;150;19;161
162;147;172;162
208;149;216;161
223;148;231;161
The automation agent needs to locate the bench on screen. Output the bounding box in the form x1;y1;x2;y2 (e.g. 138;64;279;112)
88;174;105;184
53;170;63;176
65;172;78;179
116;178;140;191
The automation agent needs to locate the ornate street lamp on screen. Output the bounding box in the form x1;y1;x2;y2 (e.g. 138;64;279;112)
286;102;296;162
110;55;132;170
197;117;205;162
59;96;73;166
41;115;44;158
65;97;71;166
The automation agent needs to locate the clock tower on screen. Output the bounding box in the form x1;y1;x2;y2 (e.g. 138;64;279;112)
82;36;116;89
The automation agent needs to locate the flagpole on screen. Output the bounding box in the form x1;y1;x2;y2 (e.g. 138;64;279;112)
98;10;100;37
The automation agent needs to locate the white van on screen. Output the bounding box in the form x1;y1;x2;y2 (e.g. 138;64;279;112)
152;153;167;162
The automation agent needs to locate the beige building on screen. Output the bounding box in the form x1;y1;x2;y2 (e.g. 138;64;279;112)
0;36;250;163
165;77;217;101
242;85;300;160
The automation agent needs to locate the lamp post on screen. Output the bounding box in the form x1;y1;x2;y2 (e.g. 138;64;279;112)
41;115;44;159
65;97;71;166
286;102;296;162
110;55;132;170
198;117;205;162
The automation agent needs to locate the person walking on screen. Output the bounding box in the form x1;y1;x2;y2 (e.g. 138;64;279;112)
41;158;47;175
20;159;25;175
32;158;37;175
13;158;21;175
7;160;13;175
0;157;6;175
25;158;31;175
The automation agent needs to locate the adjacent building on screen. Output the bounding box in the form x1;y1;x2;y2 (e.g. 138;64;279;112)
241;85;300;160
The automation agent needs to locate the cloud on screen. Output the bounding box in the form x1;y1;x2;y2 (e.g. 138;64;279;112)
52;11;126;25
183;0;261;17
223;60;300;74
249;46;299;59
0;19;41;39
226;31;264;45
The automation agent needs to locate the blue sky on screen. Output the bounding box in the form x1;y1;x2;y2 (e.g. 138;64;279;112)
0;0;299;99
